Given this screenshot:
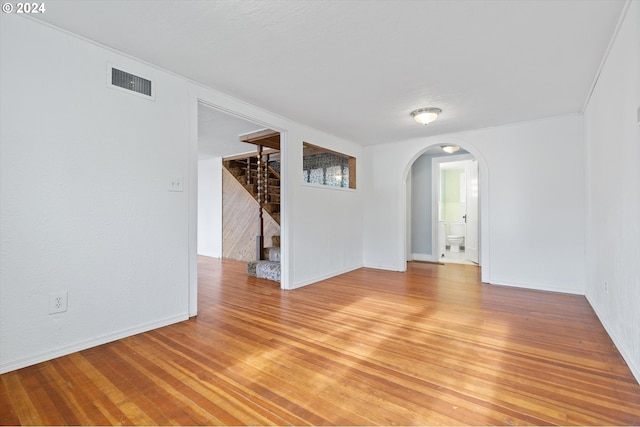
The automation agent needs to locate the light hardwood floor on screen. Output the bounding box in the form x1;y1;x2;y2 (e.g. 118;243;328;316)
2;257;639;425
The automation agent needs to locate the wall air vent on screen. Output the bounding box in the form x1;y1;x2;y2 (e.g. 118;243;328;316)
108;65;155;100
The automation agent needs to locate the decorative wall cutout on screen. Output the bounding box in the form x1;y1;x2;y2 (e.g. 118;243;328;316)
302;142;356;189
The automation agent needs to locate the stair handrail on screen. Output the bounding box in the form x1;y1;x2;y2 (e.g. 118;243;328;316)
267;164;280;180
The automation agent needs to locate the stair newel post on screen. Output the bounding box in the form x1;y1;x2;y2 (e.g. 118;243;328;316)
256;145;265;261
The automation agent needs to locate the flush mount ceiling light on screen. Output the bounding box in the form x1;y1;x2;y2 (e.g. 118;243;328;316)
410;107;442;125
441;145;460;154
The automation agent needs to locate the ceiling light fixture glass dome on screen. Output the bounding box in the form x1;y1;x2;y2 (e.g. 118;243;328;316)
410;107;442;125
441;145;460;154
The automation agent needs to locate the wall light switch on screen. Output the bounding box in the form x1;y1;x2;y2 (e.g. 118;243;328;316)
168;177;184;192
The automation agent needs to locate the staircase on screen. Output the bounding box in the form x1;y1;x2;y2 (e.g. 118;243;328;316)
247;235;281;282
223;156;280;225
224;130;282;283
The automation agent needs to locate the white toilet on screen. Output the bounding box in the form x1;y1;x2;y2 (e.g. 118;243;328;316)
447;222;466;253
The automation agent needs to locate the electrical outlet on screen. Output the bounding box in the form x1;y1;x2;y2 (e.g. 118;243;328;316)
49;292;68;314
168;177;184;192
604;281;608;292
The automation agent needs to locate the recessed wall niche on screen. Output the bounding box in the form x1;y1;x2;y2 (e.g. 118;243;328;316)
302;142;356;189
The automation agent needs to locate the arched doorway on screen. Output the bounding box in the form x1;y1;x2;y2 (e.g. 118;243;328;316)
400;141;491;283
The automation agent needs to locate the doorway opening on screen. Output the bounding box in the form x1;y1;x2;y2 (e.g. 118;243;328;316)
435;157;478;265
407;148;480;267
195;101;284;283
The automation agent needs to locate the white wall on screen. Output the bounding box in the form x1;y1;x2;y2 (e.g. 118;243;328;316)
0;16;191;373
189;96;365;292
410;154;432;258
584;0;640;382
289;132;364;286
364;114;586;294
197;157;222;257
1;16;365;373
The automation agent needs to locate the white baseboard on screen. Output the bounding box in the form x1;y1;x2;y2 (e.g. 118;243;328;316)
197;252;221;259
487;278;585;295
0;314;188;374
290;264;363;290
411;253;439;262
362;263;405;272
586;295;640;385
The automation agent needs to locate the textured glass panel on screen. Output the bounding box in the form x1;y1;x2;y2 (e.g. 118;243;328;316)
302;142;355;189
325;165;343;187
310;168;324;184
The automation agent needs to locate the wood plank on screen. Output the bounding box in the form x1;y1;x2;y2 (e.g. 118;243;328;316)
2;259;639;425
348;155;356;188
1;372;42;425
239;129;280;150
0;374;21;425
223;148;279;162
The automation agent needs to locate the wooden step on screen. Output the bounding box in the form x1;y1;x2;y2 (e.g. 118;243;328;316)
227;167;244;177
264;204;280;214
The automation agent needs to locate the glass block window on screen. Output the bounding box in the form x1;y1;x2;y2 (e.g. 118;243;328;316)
302;142;356;189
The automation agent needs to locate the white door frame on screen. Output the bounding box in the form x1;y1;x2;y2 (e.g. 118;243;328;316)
188;96;290;317
431;154;475;262
464;159;479;263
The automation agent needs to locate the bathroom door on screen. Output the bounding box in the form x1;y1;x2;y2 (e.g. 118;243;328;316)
465;160;479;263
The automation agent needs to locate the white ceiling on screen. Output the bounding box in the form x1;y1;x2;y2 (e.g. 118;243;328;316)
34;0;626;147
197;104;265;160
